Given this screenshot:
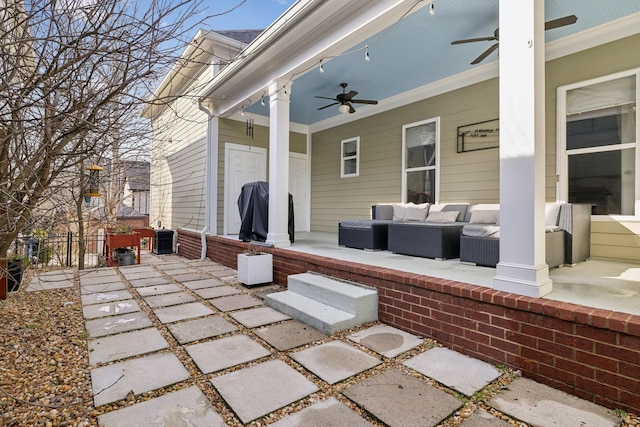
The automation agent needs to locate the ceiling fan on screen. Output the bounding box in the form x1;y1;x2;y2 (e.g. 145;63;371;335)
315;83;378;114
451;15;577;65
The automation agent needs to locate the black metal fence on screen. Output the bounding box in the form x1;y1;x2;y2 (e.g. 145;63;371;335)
12;232;106;269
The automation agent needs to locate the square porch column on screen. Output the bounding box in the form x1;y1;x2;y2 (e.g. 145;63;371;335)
493;0;552;297
266;79;292;247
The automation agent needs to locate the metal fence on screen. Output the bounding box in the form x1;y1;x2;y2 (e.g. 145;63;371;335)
12;232;105;269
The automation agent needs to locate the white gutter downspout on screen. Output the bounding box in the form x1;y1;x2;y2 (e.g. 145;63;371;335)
197;100;215;260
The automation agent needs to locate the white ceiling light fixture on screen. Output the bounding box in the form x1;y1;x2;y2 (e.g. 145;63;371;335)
429;1;435;16
338;104;350;114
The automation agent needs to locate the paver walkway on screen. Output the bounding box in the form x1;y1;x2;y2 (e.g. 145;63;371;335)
30;253;622;426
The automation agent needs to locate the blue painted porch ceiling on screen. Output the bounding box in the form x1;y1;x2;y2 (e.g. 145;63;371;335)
245;0;640;125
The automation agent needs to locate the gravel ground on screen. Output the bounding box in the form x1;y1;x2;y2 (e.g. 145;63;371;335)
1;268;638;427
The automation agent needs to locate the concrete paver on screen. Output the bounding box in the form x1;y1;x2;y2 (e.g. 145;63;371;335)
270;397;374;427
459;409;511;426
348;324;424;358
181;278;225;289
82;299;140;319
208;268;237;278
291;340;381;384
209;294;262;312
79;273;120;286
154;263;187;271
161;268;195;276
27;270;75;291
153;302;215;324
343;367;462;427
97;385;225;427
488;378;620;427
167;315;238;344
210;359;318;424
88;328;169;365
194;285;241;299
186;334;270;374
169;272;211;282
404;347;501;396
91;352;190;407
254;320;327;351
229;306;291;328
85;311;154;338
80;290;134;306
120;269;163;281
128;277;172;288
135;283;182;296
143;291;196;308
80;281;126;295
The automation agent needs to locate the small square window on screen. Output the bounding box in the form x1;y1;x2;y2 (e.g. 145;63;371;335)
341;137;360;178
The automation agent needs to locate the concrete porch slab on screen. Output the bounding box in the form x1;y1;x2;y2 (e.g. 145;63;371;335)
403;347;501;397
167;316;238;344
343;367;462;427
85;311;154;338
153;302;215;324
270;397;374;427
291;340;381;384
81;290;133;306
194;286;241;299
82;299;140;319
91;352;189;407
185;334;270;374
135;283;182;296
210;359;318;424
488;378;619;427
128;277;171;288
88;327;168;365
254;320;327;351
181;278;225;290
143;291;196;308
229;306;291;328
347;324;424;358
209;294;262;312
97;385;225;427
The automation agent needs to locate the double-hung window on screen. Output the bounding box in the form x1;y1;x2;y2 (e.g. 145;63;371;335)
341;137;360;178
402;118;439;204
558;70;639;215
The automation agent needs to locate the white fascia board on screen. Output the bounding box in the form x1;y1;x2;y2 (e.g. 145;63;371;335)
199;0;425;117
228;112;309;135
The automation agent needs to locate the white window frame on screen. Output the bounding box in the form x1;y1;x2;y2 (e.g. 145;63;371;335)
402;117;440;203
556;68;640;217
341;136;360;178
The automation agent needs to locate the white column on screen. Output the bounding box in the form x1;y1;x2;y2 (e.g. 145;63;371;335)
266;79;292;247
208;116;219;235
493;0;551;297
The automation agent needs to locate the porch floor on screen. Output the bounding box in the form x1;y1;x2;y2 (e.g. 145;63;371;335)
270;232;640;317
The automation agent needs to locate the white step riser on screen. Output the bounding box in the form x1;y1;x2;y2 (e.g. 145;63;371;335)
287;273;377;315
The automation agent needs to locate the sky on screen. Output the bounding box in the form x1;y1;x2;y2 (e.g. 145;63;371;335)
201;0;294;31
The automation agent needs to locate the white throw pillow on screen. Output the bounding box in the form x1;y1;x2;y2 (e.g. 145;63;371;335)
404;203;429;221
392;204;407;221
469;210;499;224
545;203;561;226
425;210;459;223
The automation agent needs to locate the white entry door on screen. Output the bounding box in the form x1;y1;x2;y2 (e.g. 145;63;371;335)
224;144;267;235
289;153;309;232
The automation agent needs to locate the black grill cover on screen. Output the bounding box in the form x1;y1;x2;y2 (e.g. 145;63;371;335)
237;181;294;243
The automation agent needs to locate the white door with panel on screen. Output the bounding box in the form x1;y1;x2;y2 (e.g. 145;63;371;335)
224;144;267;235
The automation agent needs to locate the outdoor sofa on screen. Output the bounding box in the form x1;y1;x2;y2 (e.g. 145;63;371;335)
459;203;591;267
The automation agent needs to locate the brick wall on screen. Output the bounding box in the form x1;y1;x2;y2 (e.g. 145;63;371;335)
178;229;640;414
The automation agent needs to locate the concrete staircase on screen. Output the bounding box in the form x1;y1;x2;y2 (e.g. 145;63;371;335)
265;272;378;334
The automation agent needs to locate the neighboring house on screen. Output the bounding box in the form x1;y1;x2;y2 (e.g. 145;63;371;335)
144;0;640;294
121;160;150;218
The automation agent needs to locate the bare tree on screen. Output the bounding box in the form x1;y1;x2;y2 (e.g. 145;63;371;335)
0;0;208;255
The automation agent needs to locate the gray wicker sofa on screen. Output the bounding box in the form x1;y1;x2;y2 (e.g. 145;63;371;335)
459;203;591;267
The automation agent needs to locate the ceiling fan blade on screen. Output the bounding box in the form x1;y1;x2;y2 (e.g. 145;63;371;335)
545;15;577;30
317;102;339;110
315;96;337;100
451;36;497;45
471;43;499;65
350;99;378;105
348;103;356;114
344;90;358;101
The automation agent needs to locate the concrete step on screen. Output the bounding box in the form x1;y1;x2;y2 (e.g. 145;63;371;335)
287;272;378;316
265;291;357;335
265;273;378;334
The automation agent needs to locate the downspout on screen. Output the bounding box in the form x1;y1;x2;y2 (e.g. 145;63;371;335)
198;100;214;260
